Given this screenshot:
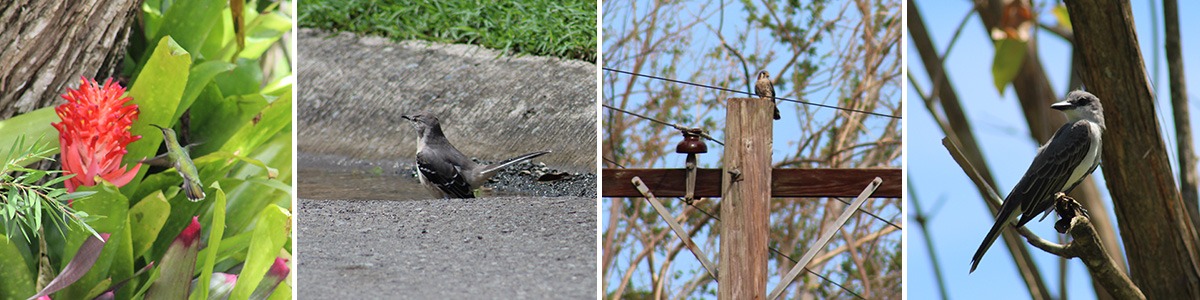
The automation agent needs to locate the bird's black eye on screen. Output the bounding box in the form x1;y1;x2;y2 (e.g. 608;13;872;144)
1075;96;1092;105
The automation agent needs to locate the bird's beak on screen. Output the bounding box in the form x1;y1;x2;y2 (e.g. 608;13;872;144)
401;115;413;121
1050;100;1074;111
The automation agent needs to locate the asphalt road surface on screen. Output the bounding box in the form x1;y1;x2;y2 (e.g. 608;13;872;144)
297;197;596;299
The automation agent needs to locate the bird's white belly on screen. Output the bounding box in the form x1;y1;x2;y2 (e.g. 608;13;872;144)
1062;123;1103;191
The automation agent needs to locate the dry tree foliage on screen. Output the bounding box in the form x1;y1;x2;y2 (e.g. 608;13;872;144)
602;0;901;299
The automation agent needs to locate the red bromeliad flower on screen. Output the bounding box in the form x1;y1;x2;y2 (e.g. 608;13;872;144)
52;77;142;192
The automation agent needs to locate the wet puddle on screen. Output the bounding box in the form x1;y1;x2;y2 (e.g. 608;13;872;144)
298;168;530;200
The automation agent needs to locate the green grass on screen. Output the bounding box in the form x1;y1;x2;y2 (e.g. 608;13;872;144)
299;0;596;62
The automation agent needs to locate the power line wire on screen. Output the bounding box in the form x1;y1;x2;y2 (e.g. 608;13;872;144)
600;103;720;145
835;197;903;230
603;67;901;119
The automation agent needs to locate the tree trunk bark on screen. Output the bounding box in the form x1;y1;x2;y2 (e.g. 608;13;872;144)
1163;0;1200;230
1065;0;1200;298
0;0;139;118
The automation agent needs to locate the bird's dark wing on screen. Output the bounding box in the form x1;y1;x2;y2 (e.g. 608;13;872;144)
1010;121;1095;227
970;120;1094;272
417;152;475;198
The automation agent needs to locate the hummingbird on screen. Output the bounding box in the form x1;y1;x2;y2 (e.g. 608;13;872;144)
150;124;205;202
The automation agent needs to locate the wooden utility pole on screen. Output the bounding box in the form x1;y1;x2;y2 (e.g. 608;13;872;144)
718;97;772;299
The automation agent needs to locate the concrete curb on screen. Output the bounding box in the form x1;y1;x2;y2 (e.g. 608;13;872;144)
297;28;597;174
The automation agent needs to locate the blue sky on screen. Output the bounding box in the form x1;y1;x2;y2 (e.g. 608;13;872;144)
907;1;1200;299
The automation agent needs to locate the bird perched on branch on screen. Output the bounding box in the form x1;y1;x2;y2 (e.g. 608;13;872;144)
754;70;782;120
970;90;1105;272
401;113;550;199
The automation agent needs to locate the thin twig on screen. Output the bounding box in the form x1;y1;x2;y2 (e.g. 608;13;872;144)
908;179;949;300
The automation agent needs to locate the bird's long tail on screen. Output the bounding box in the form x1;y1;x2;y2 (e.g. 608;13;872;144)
970;204;1018;273
477;150;552;179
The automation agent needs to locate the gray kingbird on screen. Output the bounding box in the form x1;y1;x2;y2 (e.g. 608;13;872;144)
969;90;1105;272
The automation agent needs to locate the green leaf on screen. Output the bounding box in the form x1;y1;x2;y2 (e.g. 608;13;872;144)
62;182;132;299
0;108;58;164
239;11;293;60
991;38;1027;95
177;60;237;122
204;151;279;179
152;0;224;57
145;217;202;300
1052;5;1071;31
247;126;293;184
146;188;207;262
83;278;113;300
129;191;171;259
141;2;166;39
125;36;192;194
191;182;226;300
262;76;293;99
130;170;184;207
0;233;35;299
201;7;234;61
214;58;265;96
190;87;268;155
221;90;291;155
266;278;291;300
213;229;253;262
219;176;289;237
229;204;289;299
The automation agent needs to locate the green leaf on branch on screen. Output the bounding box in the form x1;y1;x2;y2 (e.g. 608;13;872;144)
991;37;1027;95
1052;5;1071;31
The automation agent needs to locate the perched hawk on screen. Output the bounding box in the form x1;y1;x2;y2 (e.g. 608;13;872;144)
755;70;781;120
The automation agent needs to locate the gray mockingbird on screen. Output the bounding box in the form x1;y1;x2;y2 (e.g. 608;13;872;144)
969;90;1105;272
401;113;550;199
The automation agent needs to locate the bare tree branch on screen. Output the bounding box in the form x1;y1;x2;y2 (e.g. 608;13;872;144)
907;2;1052;298
1163;0;1200;229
